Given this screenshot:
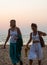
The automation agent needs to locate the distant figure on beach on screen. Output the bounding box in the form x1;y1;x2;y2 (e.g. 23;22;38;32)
4;19;23;65
26;23;47;65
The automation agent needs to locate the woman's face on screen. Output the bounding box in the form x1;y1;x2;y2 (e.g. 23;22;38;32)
31;26;37;32
10;21;16;28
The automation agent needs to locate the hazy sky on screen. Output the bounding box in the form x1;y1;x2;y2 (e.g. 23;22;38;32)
0;0;47;33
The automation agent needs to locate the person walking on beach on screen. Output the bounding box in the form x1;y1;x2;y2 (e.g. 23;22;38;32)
26;23;47;65
4;19;23;65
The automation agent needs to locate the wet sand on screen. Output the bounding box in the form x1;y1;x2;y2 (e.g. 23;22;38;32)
0;45;47;65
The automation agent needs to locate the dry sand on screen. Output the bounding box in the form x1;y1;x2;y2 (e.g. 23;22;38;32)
0;45;47;65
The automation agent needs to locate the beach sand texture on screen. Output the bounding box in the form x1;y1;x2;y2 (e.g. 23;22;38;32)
0;45;47;65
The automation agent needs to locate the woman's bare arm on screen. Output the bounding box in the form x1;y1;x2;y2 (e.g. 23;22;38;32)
38;31;47;36
4;29;10;48
27;33;32;46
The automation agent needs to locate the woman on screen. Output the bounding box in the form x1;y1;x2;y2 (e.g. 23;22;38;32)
26;23;47;65
4;19;23;65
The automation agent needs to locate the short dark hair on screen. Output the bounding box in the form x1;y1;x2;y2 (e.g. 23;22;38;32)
31;23;37;28
10;19;16;23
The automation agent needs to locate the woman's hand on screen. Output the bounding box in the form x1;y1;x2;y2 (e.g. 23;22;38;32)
26;44;28;48
25;45;28;57
4;44;6;49
25;44;30;57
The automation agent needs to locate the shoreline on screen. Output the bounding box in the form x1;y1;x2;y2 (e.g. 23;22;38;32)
0;42;47;45
0;44;47;46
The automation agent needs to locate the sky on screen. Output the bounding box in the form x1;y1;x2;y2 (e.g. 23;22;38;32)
0;0;47;34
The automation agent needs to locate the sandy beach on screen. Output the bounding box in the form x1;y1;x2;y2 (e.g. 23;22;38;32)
0;45;47;65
